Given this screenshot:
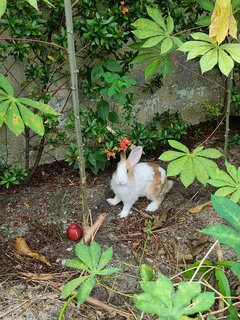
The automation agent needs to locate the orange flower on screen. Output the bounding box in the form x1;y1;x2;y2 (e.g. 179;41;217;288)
104;149;116;160
121;7;128;14
118;137;132;151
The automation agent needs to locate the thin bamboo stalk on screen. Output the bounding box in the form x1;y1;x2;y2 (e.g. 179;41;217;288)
224;69;233;158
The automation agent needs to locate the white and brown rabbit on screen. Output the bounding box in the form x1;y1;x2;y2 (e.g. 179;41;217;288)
107;146;173;218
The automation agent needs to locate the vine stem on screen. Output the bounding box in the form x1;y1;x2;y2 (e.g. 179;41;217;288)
224;69;233;158
64;0;90;228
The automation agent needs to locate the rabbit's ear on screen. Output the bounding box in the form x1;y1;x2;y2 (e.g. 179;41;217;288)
127;146;142;166
120;151;126;161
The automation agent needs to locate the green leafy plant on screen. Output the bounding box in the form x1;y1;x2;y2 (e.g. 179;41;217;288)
208;161;240;203
228;134;240;149
201;195;240;269
134;272;215;319
203;102;223;121
0;164;28;188
60;242;120;305
0;73;60;136
159;140;222;187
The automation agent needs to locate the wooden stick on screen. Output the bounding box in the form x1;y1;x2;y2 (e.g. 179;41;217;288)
82;213;108;244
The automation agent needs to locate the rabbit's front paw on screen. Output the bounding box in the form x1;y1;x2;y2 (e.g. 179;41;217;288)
146;201;160;212
118;210;129;218
107;196;121;206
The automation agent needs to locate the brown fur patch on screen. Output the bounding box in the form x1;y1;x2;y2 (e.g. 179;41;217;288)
147;163;171;202
126;160;134;181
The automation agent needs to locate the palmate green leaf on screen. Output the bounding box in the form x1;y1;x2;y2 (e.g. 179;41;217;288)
193;157;209;184
168;140;189;153
218;49;234;76
195;16;211;26
75;243;93;270
200;48;218;73
27;0;38;10
161;37;173;54
0;0;6;18
180;158;195;187
215;268;231;304
184;292;215;315
5;102;25;135
167;156;188;176
17;102;44;136
211;195;240;231
179;40;212;52
174;282;201;310
208;167;236;185
230;190;240;203
172;36;183;48
89;241;101;269
221;44;240;63
141;36;164;48
145;59;161;79
192;146;204;154
97;267;120;275
187;45;212;60
60;275;89;299
140;264;154;281
17;98;60;116
131;53;160;64
166;15;174;34
191;32;212;42
159;150;185;161
197;0;215;12
0;73;14;96
97;246;113;271
161;57;171;78
197;157;218;174
201;224;240;258
65;258;89;271
132;19;163;39
77;276;95;305
215;186;236;197
0;100;10;127
146;6;166;30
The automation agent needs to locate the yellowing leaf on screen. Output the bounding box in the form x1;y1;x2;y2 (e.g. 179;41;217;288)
209;0;237;44
47;55;56;62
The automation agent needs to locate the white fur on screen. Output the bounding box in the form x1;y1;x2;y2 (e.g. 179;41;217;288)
107;147;173;218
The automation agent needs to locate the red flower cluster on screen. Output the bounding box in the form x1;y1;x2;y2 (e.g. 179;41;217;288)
104;137;132;160
104;149;116;160
120;1;128;14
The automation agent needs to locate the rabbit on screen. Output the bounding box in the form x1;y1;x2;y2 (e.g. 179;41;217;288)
107;146;173;218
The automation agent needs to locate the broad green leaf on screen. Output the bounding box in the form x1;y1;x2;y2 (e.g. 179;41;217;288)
96;99;109;120
5;102;25;135
221;44;240;63
161;57;171;77
227;304;238;320
60;276;88;299
75;243;93;269
238;167;240;182
161;37;173;54
0;100;10;127
215;268;231;304
105;59;121;72
65;258;89;271
195;16;211;26
166;15;174;34
97;267;120;275
146;6;166;30
197;0;215;12
145;59;161;79
230;190;240;203
174;282;201;309
168;140;189;153
91;65;104;81
187;45;213;60
108;111;119;123
17;102;44;136
180;158;195;187
131;53;160;64
27;0;38;10
218;48;234;76
200;48;218;73
140;264;154;281
191;32;212;42
193;157;209;184
98;246;113;271
179;41;212;52
77;276;95;305
90;242;101;269
225;161;238;183
209;168;235;185
18;98;60;116
201;224;240;258
0;0;6;18
172;36;183;48
197;157;218;174
141;36;164;48
184;292;215;314
208;179;234;188
167;156;188;176
231;262;240;279
132;19;163;39
197;148;222;159
184;260;212;280
215;186;236;197
192;146;204;154
0;73;14;96
159;150;185;161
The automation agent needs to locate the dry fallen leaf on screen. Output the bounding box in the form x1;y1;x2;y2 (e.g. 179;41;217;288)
188;201;212;214
20;272;54;282
15;237;51;267
186;235;209;257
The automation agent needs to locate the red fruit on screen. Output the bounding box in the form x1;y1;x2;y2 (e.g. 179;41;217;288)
67;224;83;241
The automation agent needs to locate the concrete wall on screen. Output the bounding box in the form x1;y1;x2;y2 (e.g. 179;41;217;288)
0;52;224;166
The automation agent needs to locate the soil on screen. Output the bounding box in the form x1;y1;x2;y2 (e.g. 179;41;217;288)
0;119;240;320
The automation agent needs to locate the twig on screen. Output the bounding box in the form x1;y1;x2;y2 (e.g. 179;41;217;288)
82;212;108;244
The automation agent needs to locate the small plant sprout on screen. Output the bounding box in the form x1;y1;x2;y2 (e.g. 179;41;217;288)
159;140;223;187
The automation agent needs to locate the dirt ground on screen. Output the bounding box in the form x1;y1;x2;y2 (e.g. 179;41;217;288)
0;120;239;320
